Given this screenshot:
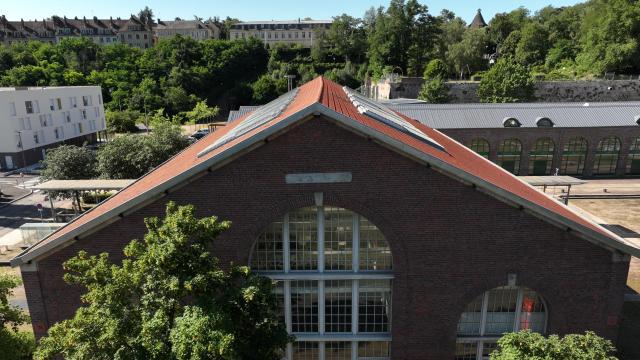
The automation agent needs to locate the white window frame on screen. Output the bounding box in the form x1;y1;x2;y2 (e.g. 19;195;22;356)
456;287;548;360
252;205;393;360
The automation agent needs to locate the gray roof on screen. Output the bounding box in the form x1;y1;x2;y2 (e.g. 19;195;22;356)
227;106;260;122
389;101;640;129
235;20;331;25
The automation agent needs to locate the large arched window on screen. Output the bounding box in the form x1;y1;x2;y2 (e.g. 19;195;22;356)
251;206;393;360
560;137;588;175
627;136;640;175
469;138;490;159
497;139;522;175
528;138;555;175
455;286;547;360
593;136;621;175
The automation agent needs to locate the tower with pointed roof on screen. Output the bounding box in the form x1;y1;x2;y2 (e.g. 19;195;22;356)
469;8;488;29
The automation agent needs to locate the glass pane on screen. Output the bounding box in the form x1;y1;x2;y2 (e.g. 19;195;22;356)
357;341;390;359
528;138;554;175
484;287;518;335
291;280;318;333
274;281;286;326
324;207;353;271
454;342;478;360
519;290;546;333
293;341;319;360
457;294;483;336
325;280;352;333
359;279;392;333
359;217;392;271
482;342;498;359
250;220;283;271
470;139;490;158
326;341;352;360
290;207;318;270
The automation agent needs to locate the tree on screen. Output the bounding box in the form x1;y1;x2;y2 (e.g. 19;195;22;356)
515;22;550;66
251;75;287;104
0;272;36;360
34;202;289;360
97;123;188;179
423;59;449;79
183;100;219;125
447;28;490;78
41;145;97;180
418;76;448;103
106;110;141;133
138;6;154;26
490;330;617;360
477;58;534;103
324;14;367;63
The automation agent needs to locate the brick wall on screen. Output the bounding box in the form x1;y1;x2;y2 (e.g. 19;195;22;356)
441;126;640;177
23;116;630;358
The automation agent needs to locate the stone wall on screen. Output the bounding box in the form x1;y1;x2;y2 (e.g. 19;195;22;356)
370;77;640;103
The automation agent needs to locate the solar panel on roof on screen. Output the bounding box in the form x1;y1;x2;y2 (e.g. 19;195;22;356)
197;88;299;158
343;87;445;151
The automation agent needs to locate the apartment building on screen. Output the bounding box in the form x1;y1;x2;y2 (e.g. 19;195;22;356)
155;19;220;41
0;86;106;170
229;19;332;47
0;15;153;49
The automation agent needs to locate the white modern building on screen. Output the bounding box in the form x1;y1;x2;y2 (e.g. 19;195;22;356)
154;19;220;41
0;86;106;170
229;19;332;48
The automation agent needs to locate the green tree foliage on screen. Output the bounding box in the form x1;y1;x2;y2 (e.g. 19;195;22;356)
324;14;367;63
34;202;289;360
251;75;288;104
418;76;448;103
106;110;142;133
515;23;550;66
97;122;188;179
490;330;617;360
41;145;97;180
447;28;490;78
183;100;219;125
423;59;449;79
0;272;36;360
477;59;534;103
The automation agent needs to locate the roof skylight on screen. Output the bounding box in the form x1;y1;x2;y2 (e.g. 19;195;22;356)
197;88;299;158
343;87;445;151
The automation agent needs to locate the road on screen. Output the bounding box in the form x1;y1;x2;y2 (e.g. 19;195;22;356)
0;176;47;238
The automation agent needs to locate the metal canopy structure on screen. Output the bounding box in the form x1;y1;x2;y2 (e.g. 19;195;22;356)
34;179;135;191
520;176;586;204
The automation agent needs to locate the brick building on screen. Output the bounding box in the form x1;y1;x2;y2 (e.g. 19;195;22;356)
12;77;640;359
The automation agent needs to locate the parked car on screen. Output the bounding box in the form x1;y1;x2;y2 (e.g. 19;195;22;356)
190;129;210;141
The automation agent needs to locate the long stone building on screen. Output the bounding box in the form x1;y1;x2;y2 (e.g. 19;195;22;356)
13;77;638;359
229;19;332;47
0;15;153;48
154;19;220;42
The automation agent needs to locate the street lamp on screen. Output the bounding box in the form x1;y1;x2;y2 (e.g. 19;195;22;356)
14;130;27;169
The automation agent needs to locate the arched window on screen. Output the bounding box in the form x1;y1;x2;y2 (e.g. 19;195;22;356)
469;138;490;159
251;206;393;360
627;137;640;175
502;117;521;128
593;136;621;175
560;137;588;175
528;138;555;175
497;139;522;174
536;117;554;128
455;286;547;360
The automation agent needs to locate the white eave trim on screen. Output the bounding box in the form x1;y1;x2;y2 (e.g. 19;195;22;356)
11;102;640;266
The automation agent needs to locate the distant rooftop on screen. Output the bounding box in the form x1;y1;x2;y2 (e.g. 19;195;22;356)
235;19;332;25
0;85;100;92
389;101;640;129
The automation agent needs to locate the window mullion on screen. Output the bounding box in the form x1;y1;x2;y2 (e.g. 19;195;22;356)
285;281;292;333
480;291;489;336
513;288;524;332
319;280;325;334
351;341;358;360
286;343;292;360
352;279;359;335
318;206;324;272
352;214;360;272
476;341;483;360
284;214;290;273
319;341;325;360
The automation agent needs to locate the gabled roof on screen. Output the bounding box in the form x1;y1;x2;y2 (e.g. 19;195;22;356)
11;77;640;266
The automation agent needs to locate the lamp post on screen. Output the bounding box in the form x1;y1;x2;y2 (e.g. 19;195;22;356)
15;130;27;169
